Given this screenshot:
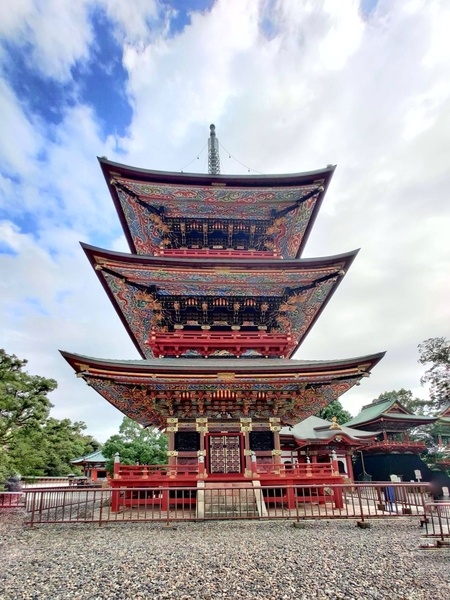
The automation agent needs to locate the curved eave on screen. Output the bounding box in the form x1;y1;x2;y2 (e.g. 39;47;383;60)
346;415;438;429
98;157;336;257
290;433;378;446
81;243;359;358
82;242;358;270
60;351;386;377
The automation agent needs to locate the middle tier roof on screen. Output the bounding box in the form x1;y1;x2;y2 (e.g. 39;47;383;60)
83;244;358;360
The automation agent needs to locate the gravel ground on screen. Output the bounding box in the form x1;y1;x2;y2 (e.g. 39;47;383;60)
1;511;449;600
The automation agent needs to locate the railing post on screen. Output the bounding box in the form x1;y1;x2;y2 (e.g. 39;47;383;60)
198;455;206;479
250;452;258;478
355;485;371;528
113;452;120;479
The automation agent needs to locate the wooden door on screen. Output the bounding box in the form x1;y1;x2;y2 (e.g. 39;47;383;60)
208;435;242;474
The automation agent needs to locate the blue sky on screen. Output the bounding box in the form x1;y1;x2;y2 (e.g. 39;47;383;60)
0;0;449;441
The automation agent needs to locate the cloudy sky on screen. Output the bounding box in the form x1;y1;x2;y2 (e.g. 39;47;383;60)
1;0;449;442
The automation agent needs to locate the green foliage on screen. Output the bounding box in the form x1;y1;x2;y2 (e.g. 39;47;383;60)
372;388;434;415
102;417;168;473
0;349;56;449
419;337;450;409
0;349;100;483
315;400;352;425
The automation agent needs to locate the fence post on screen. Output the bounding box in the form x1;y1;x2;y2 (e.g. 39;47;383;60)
356;485;370;528
29;491;36;527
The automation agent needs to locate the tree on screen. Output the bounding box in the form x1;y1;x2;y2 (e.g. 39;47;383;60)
372;389;434;415
0;350;56;449
418;337;450;410
0;349;101;482
315;399;352;424
102;417;168;473
0;350;56;482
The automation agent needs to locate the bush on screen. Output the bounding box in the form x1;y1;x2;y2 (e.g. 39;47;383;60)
3;474;22;492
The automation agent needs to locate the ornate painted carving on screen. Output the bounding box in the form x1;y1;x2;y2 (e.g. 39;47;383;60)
114;180;322;259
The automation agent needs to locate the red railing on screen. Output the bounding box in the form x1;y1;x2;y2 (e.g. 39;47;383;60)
157;249;280;259
147;331;294;358
0;492;24;509
23;483;431;526
422;502;450;548
114;464;199;479
365;440;427;451
256;462;335;477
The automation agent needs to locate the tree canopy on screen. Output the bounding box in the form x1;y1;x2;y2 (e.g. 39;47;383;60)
371;388;434;415
315;399;352;424
102;417;168;473
418;337;450;410
0;349;100;484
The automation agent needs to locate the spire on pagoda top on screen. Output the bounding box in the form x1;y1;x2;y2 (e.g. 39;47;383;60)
208;124;220;174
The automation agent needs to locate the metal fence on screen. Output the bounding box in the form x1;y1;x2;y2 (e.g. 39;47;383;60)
0;492;25;509
422;502;450;547
23;483;430;526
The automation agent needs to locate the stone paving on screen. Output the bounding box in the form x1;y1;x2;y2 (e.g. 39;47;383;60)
1;510;449;599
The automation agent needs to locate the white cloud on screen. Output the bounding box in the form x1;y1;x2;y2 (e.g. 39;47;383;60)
1;0;450;440
0;0;94;81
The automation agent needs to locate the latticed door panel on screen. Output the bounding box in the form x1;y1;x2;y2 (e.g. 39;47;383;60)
208;435;242;474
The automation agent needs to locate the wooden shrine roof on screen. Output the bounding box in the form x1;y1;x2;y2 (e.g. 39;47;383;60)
280;415;379;445
98;157;335;258
82;243;357;359
344;397;437;430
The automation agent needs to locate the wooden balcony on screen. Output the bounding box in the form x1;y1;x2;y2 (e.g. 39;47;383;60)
156;248;280;259
147;330;294;358
364;440;428;453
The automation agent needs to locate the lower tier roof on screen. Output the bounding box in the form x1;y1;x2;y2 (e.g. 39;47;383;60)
61;351;385;428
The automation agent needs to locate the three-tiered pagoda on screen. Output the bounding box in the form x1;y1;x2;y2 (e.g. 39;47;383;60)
62;125;384;491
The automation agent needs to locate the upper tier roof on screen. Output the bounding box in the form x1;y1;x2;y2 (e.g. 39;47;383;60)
60;351;385;427
344;396;437;430
83;243;357;360
99;157;335;259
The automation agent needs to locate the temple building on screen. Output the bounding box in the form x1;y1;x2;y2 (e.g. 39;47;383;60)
71;449;107;482
62;125;384;497
280;416;378;481
346;395;437;482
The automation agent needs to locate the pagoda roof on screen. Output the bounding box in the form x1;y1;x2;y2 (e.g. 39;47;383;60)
61;351;385;374
280;415;379;444
344;396;437;429
98;157;335;259
60;351;385;428
83;243;357;359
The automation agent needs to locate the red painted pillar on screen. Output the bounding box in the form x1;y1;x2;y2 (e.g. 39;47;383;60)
333;486;344;509
287;481;296;509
